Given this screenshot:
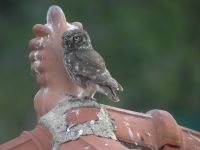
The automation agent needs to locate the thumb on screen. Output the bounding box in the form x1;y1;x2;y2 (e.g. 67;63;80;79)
46;5;67;32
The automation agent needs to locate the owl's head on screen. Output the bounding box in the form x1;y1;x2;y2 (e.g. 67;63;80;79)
62;29;92;52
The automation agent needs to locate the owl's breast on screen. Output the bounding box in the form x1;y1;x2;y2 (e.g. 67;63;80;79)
63;53;84;87
64;53;79;72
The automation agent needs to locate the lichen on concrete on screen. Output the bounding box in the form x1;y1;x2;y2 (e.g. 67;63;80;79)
39;96;117;150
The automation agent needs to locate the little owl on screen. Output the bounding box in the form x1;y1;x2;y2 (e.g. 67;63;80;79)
62;29;123;102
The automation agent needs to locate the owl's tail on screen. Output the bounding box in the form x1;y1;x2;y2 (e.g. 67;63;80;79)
97;85;119;102
117;82;123;91
104;77;123;92
98;77;123;102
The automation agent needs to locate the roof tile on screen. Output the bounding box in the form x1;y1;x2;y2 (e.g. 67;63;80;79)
1;106;200;150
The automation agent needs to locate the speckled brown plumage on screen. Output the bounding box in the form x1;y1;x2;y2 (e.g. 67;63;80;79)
62;29;123;102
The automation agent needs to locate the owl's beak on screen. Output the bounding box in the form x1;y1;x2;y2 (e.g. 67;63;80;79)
67;40;72;48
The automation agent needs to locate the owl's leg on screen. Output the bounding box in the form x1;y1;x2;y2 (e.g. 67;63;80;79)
78;84;96;100
84;88;96;100
87;89;96;100
77;88;85;98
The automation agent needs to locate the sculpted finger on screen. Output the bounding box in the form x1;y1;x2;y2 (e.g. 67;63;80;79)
31;60;45;75
29;37;46;50
29;51;44;63
32;24;51;37
72;22;83;30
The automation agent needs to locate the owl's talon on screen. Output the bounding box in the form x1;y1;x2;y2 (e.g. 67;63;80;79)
83;96;96;101
68;95;78;99
83;96;90;100
90;97;96;101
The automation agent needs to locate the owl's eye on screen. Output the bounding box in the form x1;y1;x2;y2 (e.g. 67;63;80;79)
73;36;80;41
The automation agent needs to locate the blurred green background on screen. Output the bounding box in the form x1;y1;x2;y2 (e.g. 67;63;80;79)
0;0;200;143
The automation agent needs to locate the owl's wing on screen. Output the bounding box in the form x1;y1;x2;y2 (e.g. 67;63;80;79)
76;49;106;70
75;49;123;92
75;49;108;82
77;50;106;69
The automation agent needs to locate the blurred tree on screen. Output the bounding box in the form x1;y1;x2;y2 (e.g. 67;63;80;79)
0;0;199;143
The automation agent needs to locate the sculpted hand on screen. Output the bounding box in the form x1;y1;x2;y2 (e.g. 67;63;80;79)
29;6;82;117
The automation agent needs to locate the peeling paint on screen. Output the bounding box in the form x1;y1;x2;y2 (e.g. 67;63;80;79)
38;37;44;47
123;120;134;138
123;121;130;127
84;146;90;150
45;23;53;32
34;51;40;61
72;109;80;117
78;129;83;135
128;128;134;138
136;132;140;137
33;60;41;75
145;132;152;137
90;120;95;125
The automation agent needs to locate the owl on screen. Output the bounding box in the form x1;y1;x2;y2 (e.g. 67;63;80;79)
62;29;123;102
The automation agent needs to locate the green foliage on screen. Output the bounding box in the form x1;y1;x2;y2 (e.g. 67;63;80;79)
0;0;199;143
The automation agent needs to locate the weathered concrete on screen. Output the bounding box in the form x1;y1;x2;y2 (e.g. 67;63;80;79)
39;96;117;150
